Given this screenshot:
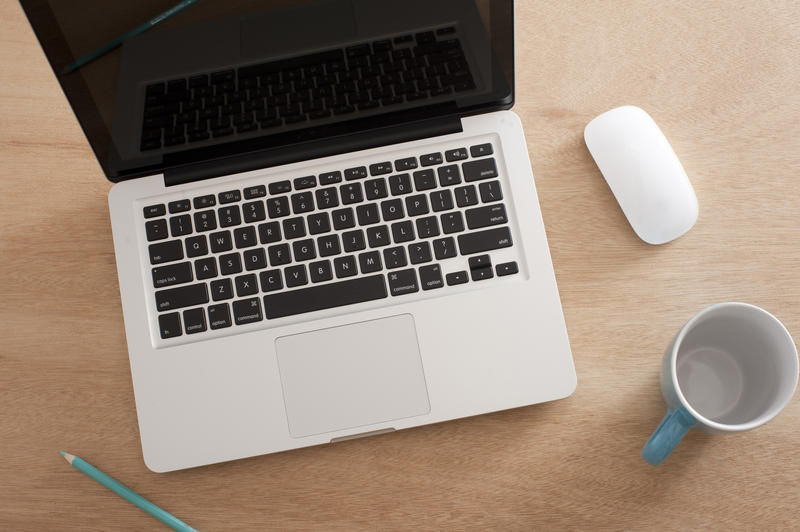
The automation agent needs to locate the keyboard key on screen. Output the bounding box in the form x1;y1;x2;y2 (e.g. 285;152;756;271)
291;192;315;214
159;312;182;339
193;194;216;209
391;221;415;243
380;199;404;221
344;166;368;180
243;248;267;270
340;183;364;204
404;194;429;216
470;143;494;157
168;199;191;213
144;204;166;218
218;205;241;227
441;211;465;234
369;162;392;176
415;216;440;238
233;226;257;249
285;265;308;287
463;158;498;182
437;165;461;186
242;201;267;223
293;175;317;190
319;171;343;185
413;169;436;191
419;264;444;290
408;241;432;264
155;283;209;312
471;266;494;281
430;189;454;212
444;147;468;162
394;157;418;171
496;261;519;276
209;231;233;253
259;269;283;292
293;239;316;261
359;251;382;273
315;187;339;209
446;271;468;286
387;268;418;296
243;185;266;199
210;278;233;301
218;190;241;204
258;221;281;244
169;215;192;237
433;237;457;259
185;235;208;257
235;274;259;297
316;234;340;257
468;254;492;270
194;210;217;232
219;253;242;275
389;173;413;195
334;255;358;278
366;224;390;247
152;262;193;288
267;197;291;218
455;185;478;207
307;212;331;235
420;152;443;166
233;297;263;325
309;260;333;283
356;204;381;226
145;219;169;241
269;180;292;194
479;180;503;203
458;226;512;255
282;217;306;239
465;204;507;230
364;178;388;200
183;308;207;334
149;240;183;264
195;257;217;280
332;208;355;230
208;303;232;329
268;243;291;266
383;246;408;269
264;274;387;319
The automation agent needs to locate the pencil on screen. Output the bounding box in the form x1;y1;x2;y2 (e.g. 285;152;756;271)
61;0;198;74
60;451;197;532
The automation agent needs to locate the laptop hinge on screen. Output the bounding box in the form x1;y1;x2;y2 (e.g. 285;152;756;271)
163;116;463;187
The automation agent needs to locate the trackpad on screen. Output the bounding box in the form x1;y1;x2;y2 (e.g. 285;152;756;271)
275;314;430;438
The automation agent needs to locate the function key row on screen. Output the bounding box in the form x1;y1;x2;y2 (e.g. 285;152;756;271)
142;142;494;218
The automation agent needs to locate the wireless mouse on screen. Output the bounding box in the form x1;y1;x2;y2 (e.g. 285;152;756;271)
584;106;698;245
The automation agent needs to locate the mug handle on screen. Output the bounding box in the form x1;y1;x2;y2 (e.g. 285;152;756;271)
642;406;696;465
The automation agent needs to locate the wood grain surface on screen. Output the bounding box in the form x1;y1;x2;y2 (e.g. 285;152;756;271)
2;1;799;530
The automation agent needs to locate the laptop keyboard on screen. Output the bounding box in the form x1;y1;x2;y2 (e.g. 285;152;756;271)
142;140;520;342
140;27;474;151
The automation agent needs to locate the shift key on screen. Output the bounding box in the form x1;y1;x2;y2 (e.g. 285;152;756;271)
458;226;513;255
155;283;208;312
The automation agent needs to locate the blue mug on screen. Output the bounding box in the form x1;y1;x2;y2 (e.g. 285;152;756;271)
642;303;798;466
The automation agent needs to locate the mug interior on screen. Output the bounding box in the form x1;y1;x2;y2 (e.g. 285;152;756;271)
674;304;798;429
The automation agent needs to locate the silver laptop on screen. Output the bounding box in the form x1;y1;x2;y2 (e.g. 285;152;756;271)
23;0;575;472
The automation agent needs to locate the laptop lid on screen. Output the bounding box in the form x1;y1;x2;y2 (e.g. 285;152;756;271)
20;0;514;183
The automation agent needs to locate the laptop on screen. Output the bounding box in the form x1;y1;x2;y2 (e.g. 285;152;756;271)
22;0;576;472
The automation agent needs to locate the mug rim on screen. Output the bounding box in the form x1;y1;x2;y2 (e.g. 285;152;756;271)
669;302;799;432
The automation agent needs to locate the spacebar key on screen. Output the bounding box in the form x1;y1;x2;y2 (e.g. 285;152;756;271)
263;274;388;319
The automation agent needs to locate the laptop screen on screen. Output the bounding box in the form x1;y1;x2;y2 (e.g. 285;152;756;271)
21;0;514;182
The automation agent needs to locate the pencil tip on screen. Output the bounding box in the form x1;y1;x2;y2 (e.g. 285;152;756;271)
59;451;66;457
60;451;75;464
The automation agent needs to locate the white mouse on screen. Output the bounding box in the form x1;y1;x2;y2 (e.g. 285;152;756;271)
584;106;698;245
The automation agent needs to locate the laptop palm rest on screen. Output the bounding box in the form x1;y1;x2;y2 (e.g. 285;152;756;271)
275;314;430;438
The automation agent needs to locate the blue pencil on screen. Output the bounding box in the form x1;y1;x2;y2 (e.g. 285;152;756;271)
60;451;197;531
62;0;198;74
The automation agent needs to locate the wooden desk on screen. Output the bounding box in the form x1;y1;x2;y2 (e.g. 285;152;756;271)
2;1;798;529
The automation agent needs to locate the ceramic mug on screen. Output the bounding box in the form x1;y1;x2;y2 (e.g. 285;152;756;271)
642;302;798;465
